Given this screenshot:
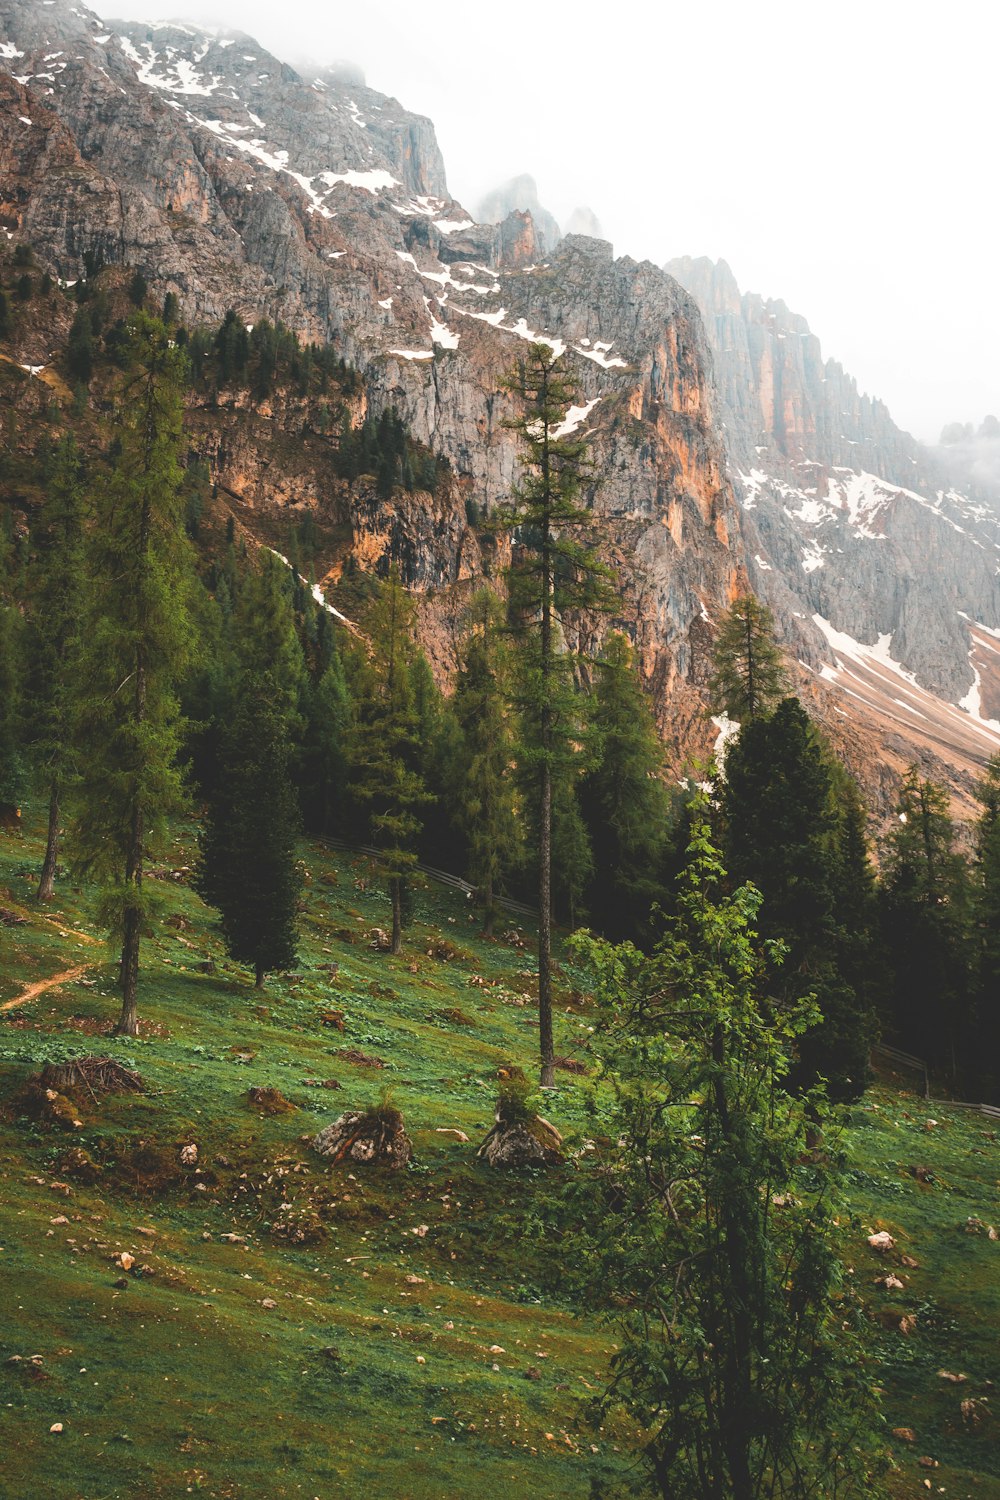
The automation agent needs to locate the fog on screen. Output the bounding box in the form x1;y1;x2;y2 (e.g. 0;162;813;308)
95;0;999;444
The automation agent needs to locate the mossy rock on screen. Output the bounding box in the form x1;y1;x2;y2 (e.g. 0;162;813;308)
313;1105;412;1170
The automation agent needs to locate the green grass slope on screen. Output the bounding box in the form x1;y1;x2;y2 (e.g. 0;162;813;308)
1;811;998;1500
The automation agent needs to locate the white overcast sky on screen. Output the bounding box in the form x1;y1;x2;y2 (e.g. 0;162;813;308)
96;0;998;443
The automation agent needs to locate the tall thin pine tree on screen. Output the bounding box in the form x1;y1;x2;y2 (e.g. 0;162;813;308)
71;316;194;1035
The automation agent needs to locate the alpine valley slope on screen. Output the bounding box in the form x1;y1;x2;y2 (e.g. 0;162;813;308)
668;256;1000;813
1;0;998;812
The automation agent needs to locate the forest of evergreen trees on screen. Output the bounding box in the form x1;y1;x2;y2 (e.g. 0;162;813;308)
0;273;998;1098
6;256;1000;1497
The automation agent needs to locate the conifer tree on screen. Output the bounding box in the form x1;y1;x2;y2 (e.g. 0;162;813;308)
724;697;874;1101
498;344;615;1084
882;767;971;1070
347;567;429;953
299;648;352;835
70;315;194;1035
232;550;307;715
24;435;86;899
453;591;520;932
195;672;301;987
0;594;24;824
578;631;670;943
409;650;465;871
972;755;1000;1098
708;594;787;724
577;803;887;1500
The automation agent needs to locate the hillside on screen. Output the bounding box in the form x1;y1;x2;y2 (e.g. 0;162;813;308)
1;809;999;1499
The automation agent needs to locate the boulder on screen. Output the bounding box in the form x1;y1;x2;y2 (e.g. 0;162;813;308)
478;1115;564;1168
478;1068;564;1168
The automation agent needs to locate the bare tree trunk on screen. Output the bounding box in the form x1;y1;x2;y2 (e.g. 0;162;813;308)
255;963;265;989
483;873;495;937
391;877;403;955
36;779;60;901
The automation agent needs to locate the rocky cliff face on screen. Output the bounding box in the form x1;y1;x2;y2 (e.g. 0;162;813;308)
0;0;744;771
2;0;997;810
668;255;1000;807
476;175;562;256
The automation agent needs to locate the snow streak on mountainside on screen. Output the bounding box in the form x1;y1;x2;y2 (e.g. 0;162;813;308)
669;256;1000;795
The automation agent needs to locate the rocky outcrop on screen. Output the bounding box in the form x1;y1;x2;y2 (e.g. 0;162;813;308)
666;256;928;483
477;174;561;255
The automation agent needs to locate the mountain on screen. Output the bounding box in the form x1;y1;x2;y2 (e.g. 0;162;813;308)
0;0;742;775
668;256;1000;809
2;0;998;814
475;174;562;255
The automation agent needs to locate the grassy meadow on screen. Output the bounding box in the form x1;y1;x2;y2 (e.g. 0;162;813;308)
0;809;998;1499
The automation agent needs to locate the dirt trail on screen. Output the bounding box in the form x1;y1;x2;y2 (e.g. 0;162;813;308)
1;963;90;1012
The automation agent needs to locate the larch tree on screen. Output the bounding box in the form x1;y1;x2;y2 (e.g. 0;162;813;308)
347;566;429;954
708;594;787;725
71;315;195;1036
576;803;887;1500
498;343;615;1085
973;754;1000;1098
24;434;86;899
195;671;302;988
881;766;972;1072
452;590;520;934
578;630;671;944
723;697;875;1102
193;550;305;988
0;569;25;826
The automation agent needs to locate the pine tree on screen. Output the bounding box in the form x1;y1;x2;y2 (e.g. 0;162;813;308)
972;755;1000;1099
346;567;429;953
0;593;24;824
299;648;352;835
195;673;301;987
576;804;887;1500
497;343;615;1084
880;767;971;1071
708;594;787;724
724;698;874;1101
23;435;87;899
70;315;195;1035
452;591;520;933
578;631;670;943
409;649;465;871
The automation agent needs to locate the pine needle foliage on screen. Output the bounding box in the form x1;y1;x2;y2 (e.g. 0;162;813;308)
495;343;616;1083
575;804;888;1500
195;672;302;988
452;590;520;933
70;315;196;1034
708;594;787;724
347;566;430;953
